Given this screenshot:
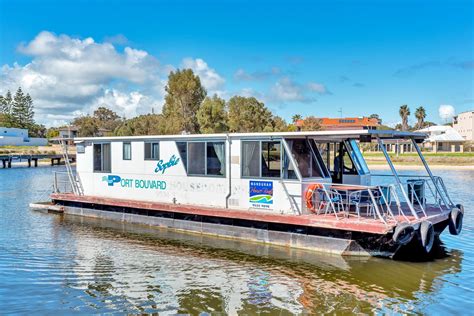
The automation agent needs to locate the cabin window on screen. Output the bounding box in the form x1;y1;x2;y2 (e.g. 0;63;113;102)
241;140;281;179
261;141;281;178
188;142;206;175
176;142;187;171
283;139;329;179
184;141;225;176
93;143;111;173
346;140;369;175
144;142;159;160
123;142;132;160
207;142;225;175
242;141;260;177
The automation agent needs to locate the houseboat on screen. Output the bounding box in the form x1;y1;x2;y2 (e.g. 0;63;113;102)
44;130;464;259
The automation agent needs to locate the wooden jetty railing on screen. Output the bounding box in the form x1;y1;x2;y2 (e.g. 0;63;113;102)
0;154;76;168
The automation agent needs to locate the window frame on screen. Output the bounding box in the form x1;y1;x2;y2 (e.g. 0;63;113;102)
177;140;226;178
241;139;283;180
93;142;112;173
144;141;160;160
123;142;132;161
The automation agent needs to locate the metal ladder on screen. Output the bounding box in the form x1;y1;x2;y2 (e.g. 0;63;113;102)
60;139;83;195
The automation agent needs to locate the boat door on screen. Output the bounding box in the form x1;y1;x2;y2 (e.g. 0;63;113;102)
317;140;370;186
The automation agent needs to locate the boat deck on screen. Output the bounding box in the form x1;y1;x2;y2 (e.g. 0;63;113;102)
50;193;450;235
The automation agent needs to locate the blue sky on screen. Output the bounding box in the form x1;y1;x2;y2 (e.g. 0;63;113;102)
0;0;472;126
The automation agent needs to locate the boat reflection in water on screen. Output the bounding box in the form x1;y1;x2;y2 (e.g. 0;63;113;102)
56;214;463;314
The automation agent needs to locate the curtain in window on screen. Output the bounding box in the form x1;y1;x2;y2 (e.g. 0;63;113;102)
102;143;111;172
242;141;259;177
213;142;225;175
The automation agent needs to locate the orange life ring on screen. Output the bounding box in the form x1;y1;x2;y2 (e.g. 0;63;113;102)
305;183;322;212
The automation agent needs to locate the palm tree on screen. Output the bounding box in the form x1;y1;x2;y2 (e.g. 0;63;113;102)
292;114;302;124
415;106;426;130
399;105;410;131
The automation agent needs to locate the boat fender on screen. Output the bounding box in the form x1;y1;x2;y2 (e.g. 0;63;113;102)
449;208;463;235
305;183;322;212
456;204;464;214
419;221;434;253
392;223;415;245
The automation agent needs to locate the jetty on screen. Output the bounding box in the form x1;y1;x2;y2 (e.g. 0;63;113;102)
0;153;76;168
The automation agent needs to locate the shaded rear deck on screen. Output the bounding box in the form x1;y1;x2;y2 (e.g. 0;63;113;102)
50;194;450;236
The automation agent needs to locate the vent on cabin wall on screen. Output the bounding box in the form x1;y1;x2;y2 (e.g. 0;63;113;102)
228;198;239;206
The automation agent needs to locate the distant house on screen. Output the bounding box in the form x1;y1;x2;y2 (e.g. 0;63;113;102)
58;126;79;139
417;125;465;152
296;116;380;131
0;127;48;146
453;110;473;141
54;126;111;145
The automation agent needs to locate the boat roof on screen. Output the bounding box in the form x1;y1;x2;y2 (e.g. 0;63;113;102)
75;129;426;142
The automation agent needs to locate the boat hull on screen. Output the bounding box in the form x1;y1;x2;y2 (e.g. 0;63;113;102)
47;199;451;259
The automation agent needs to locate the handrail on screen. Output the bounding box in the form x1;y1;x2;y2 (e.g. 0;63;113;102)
376;138;418;219
309;182;404;225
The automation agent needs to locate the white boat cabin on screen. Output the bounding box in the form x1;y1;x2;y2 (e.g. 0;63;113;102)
74;130;426;215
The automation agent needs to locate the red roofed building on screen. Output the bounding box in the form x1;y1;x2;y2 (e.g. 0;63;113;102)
296;116;380;131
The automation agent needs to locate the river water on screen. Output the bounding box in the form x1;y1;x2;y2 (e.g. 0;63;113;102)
0;166;473;314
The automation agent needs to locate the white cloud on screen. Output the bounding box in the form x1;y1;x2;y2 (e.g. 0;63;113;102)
1;31;171;125
307;82;329;94
181;58;225;92
439;104;456;122
270;77;329;103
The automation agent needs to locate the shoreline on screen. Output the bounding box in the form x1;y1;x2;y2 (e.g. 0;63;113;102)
368;164;474;170
1;161;471;171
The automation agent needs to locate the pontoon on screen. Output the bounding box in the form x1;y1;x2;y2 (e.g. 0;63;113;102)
44;130;464;259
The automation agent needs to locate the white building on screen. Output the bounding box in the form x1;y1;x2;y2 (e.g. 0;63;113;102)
453;110;474;141
0;127;48;146
417;125;465;152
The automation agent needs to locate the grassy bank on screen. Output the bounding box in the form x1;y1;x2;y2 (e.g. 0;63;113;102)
363;152;474;166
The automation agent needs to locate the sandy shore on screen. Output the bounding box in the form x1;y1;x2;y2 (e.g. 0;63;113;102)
368;164;474;170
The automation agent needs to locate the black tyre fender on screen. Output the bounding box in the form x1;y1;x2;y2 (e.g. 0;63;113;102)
419;221;435;253
392;222;415;245
449;208;463;235
456;204;464;214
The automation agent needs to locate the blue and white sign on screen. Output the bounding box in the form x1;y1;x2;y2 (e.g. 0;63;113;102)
249;180;273;208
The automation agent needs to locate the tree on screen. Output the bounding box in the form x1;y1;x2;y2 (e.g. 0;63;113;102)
73;116;99;137
369;113;382;124
227;96;272;132
196;95;228;133
0;113;13;127
46;127;60;139
291;114;302;124
10;87;35;129
114;114;166;136
162;69;207;134
0;90;13;114
264;116;288;132
28;123;46;138
300;116;321;131
399;105;410;131
93;106;122;132
414;106;426;130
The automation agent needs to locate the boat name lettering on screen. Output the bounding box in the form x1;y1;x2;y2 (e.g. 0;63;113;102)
154;155;180;174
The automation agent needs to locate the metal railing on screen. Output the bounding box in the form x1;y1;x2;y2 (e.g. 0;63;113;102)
53;171;81;194
371;174;453;213
306;182;412;225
